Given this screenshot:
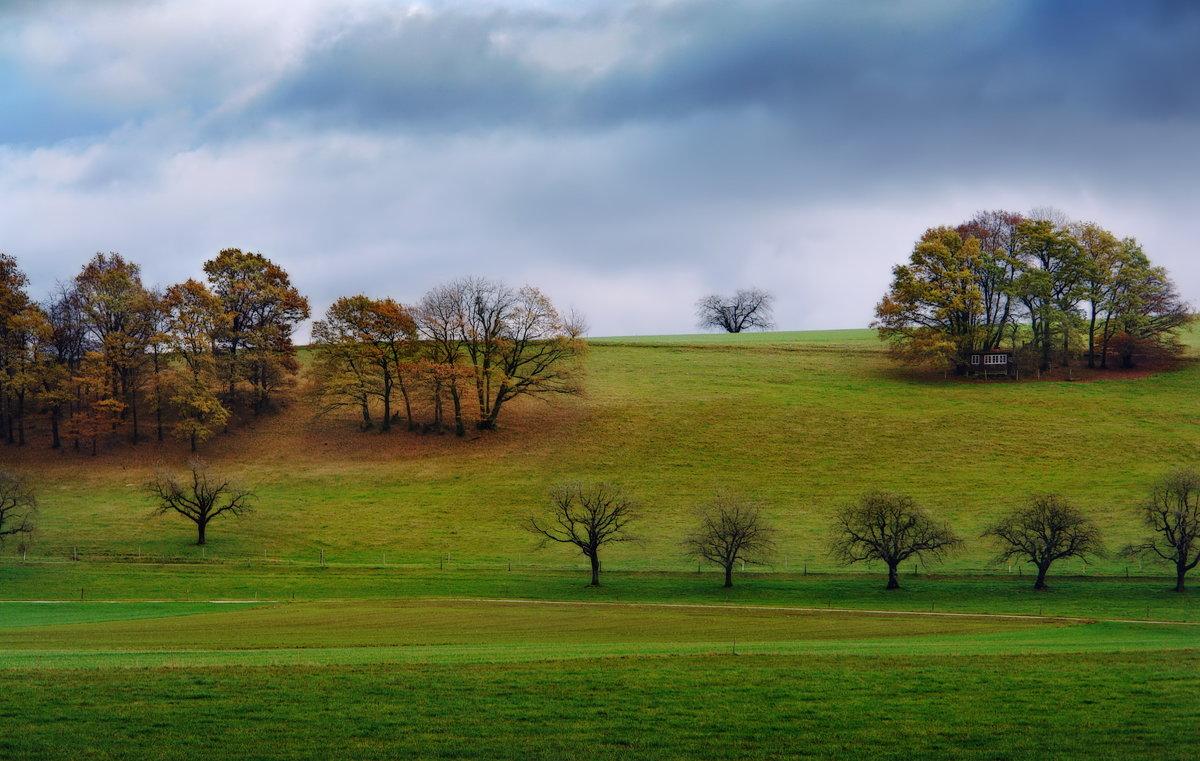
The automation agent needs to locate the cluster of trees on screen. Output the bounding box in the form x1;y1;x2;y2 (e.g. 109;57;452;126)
311;277;586;436
874;210;1191;374
527;467;1200;593
0;250;308;454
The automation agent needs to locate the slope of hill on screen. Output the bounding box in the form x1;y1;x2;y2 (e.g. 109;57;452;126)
3;327;1198;573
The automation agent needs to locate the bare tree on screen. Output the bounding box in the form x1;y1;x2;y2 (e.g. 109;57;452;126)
527;482;637;586
1127;468;1200;592
0;468;37;546
146;459;253;546
696;288;775;333
983;494;1103;590
830;491;961;589
684;492;776;587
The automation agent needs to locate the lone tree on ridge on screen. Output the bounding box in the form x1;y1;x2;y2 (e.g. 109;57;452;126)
526;482;637;586
146;459;253;546
983;494;1104;590
1126;467;1200;592
684;492;777;587
696;288;775;333
830;490;961;590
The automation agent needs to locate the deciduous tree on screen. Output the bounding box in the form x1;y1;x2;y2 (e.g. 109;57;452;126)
683;492;777;587
983;494;1104;590
830;491;961;589
527;482;637;586
696;288;775;333
1127;468;1200;592
0;468;37;546
873;228;987;372
146;459;253;546
203;249;309;413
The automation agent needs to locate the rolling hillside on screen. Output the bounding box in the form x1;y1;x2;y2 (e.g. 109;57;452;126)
3;327;1199;574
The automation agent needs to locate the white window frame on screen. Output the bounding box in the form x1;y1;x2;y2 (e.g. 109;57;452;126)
983;354;1007;366
970;355;981;365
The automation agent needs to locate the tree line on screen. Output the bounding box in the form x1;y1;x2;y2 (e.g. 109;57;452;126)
0;252;585;454
0;250;308;454
526;467;1200;593
0;460;1196;594
311;277;585;436
874;210;1192;374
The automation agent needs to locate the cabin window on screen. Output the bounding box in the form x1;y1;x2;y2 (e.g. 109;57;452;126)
971;355;981;365
983;354;1007;366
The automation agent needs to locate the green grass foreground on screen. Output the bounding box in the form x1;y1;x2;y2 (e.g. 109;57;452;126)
2;652;1197;760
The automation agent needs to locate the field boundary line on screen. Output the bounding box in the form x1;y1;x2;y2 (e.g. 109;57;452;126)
439;597;1200;627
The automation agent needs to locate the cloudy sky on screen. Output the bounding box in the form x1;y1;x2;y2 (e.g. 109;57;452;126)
2;0;1197;336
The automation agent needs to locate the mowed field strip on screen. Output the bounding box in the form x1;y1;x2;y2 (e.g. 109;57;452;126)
2;598;1197;671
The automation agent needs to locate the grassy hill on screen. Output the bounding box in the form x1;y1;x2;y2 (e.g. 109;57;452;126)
4;327;1199;575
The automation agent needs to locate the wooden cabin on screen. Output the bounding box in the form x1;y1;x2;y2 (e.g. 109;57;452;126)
968;349;1015;378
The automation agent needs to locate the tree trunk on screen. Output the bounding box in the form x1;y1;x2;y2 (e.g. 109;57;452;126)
381;373;392;432
589;553;600;586
50;410;61;449
1034;564;1049;590
197;520;207;546
190;430;197;453
450;384;465;437
724;564;733;588
1175;564;1187;593
886;563;900;590
1087;306;1098;369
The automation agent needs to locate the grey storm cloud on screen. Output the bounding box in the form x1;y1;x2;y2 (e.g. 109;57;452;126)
2;0;1199;336
256;1;1200;132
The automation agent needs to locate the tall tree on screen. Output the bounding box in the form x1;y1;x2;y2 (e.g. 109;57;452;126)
1010;220;1085;372
527;482;637;586
1128;468;1200;593
873;227;987;372
683;492;777;587
830;491;961;589
956;210;1023;351
0;254;34;445
312;296;418;432
983;494;1104;590
161;280;231;452
72;253;156;443
417;277;586;433
203;249;309;413
696;288;775;333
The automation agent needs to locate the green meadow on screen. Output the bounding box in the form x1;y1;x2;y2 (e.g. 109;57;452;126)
2;329;1199;759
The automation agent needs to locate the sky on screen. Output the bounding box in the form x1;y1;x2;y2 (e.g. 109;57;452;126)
2;0;1197;337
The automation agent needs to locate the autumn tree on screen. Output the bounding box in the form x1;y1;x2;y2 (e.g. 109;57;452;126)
873;228;987;372
72;253;157;443
696;288;775;333
203;249;309;413
527;482;637;586
0;468;37;547
161;280;230;451
67;351;126;455
956;210;1023;350
983;494;1104;590
40;285;88;449
146;459;253;546
1127;468;1200;592
311;295;418;432
683;492;777;587
830;491;961;589
0;254;35;445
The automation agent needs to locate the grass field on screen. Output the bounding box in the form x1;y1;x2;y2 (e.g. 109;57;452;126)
4;327;1200;575
3;328;1199;759
0;596;1197;759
